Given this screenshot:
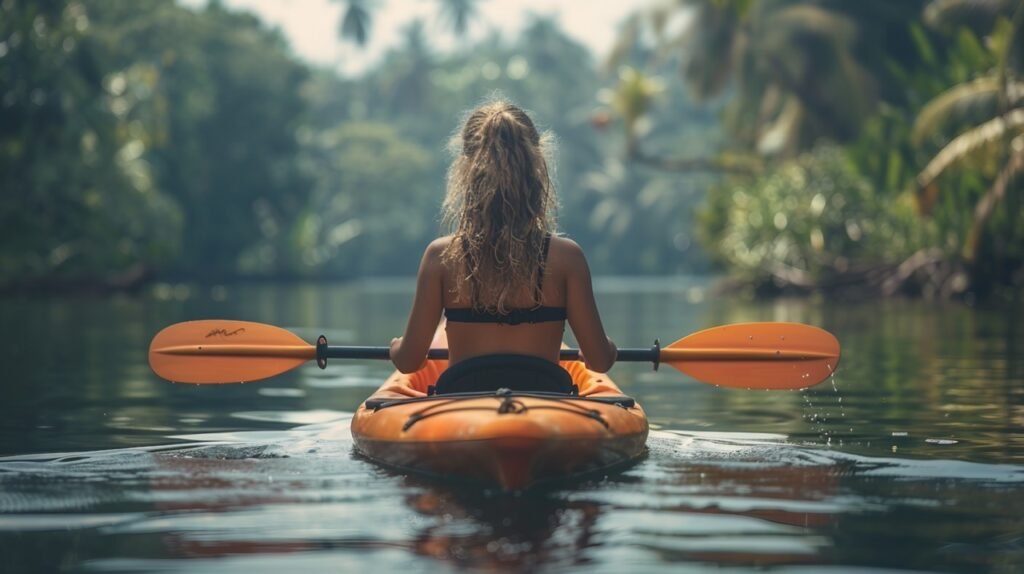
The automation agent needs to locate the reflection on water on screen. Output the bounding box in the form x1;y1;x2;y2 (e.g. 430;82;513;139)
1;421;1022;573
0;280;1022;572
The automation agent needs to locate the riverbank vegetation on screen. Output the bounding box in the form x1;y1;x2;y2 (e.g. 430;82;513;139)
3;0;1021;300
604;0;1024;299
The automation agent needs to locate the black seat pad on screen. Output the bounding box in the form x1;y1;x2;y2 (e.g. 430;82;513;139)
434;354;576;395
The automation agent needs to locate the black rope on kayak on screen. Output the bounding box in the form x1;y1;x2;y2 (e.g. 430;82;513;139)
397;389;612;431
515;405;610;429
401;403;609;431
366;391;636;412
400;405;504;431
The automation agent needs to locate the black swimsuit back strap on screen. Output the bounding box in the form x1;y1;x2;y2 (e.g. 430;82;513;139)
444;305;566;325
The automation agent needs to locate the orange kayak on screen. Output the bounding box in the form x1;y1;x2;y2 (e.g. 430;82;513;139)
351;337;648;490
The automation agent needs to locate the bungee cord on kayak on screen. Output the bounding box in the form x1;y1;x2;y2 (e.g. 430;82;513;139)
397;392;615;432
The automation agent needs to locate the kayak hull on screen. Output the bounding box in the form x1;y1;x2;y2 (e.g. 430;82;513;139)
351;343;648;490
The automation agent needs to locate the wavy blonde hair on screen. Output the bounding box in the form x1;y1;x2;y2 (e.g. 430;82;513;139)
442;100;557;313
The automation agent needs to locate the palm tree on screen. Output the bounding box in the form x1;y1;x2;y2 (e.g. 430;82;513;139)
437;0;477;37
381;19;434;114
335;0;478;46
626;0;877;156
912;1;1024;263
337;0;372;46
599;67;665;157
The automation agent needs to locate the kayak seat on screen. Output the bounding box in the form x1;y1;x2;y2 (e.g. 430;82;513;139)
432;354;577;395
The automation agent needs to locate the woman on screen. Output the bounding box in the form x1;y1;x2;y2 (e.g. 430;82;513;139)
388;100;616;392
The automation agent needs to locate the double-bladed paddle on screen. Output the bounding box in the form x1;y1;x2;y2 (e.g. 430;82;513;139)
148;320;840;390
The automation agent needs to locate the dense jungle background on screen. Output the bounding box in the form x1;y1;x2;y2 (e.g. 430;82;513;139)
3;0;1023;300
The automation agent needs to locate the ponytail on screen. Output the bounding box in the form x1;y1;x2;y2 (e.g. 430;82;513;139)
442;100;557;313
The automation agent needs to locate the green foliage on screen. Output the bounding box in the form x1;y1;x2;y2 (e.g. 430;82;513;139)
0;0;180;288
698;146;928;287
15;0;1020;297
2;0;732;288
650;0;902;155
626;0;1024;296
314;14;718;275
293;122;435;277
91;1;312;279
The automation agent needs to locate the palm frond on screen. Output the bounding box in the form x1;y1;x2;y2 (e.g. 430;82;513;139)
609;67;666;149
924;0;1016;31
768;4;858;46
916;109;1024;212
966;144;1024;260
679;1;742;99
913;76;1024;144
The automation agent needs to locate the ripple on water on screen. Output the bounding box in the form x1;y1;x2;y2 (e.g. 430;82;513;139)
230;409;350;425
0;419;1022;572
0;513;140;532
257;388;307;398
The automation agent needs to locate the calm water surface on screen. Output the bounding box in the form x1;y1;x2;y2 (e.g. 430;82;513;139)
0;279;1022;573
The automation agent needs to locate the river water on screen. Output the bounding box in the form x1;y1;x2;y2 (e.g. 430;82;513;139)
0;279;1021;573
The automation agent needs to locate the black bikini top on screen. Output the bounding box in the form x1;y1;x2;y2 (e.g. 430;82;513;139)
444;234;567;325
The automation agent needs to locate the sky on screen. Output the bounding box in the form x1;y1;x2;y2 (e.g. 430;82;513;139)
181;0;640;75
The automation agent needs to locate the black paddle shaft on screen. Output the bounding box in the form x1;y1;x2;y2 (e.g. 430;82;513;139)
315;337;662;369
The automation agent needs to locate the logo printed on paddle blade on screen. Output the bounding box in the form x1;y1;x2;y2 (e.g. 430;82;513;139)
206;327;246;338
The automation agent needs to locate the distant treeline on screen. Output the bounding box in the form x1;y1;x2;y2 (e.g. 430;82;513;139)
3;0;1022;300
0;0;718;292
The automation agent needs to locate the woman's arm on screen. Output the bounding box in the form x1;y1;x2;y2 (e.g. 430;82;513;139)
389;239;446;373
563;239;617;372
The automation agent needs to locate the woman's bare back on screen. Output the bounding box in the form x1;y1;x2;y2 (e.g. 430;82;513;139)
440;235;615;370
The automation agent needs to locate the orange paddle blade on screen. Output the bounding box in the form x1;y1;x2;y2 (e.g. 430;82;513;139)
662;322;840;390
149;320;316;384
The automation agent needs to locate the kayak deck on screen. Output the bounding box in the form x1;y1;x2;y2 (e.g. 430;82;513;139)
352;348;648;490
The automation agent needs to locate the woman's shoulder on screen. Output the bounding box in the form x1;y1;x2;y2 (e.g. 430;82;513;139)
424;236;454;257
416;237;453;275
549;234;584;256
548;235;588;270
